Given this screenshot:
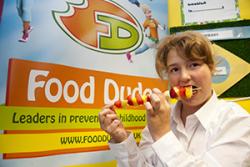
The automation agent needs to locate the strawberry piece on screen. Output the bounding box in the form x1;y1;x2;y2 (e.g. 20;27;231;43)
136;93;144;105
146;95;151;102
170;87;178;98
127;95;134;105
179;87;186;97
114;100;122;108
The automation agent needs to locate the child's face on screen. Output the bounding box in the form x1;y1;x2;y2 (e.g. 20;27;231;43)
166;49;213;107
145;9;152;18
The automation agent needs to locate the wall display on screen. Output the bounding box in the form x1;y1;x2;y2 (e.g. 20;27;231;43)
196;26;250;41
211;44;250;96
0;0;168;166
168;0;250;28
180;0;240;25
169;0;250;108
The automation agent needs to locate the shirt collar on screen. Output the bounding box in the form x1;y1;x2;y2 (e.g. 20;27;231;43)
193;90;219;130
171;101;182;125
171;90;219;130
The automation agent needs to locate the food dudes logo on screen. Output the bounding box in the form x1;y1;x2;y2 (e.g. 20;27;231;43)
53;0;143;54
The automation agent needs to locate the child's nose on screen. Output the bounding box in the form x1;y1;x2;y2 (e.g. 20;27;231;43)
180;68;191;83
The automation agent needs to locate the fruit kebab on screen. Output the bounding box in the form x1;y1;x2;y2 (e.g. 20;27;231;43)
114;86;200;108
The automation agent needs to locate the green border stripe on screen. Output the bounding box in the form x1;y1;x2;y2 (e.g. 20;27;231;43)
0;106;146;130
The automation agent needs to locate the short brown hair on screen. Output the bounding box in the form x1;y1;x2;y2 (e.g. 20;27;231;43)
155;31;215;79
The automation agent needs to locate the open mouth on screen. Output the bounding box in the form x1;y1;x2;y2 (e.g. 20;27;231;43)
191;85;201;95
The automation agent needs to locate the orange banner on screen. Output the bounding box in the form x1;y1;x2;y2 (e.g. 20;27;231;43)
4;58;168;158
6;58;168;108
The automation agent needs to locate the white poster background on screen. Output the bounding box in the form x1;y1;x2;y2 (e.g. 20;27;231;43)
181;0;240;25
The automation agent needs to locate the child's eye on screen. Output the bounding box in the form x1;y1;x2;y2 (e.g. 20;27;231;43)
169;67;179;73
189;62;201;69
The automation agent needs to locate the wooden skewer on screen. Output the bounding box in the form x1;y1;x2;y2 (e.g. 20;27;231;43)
114;87;201;108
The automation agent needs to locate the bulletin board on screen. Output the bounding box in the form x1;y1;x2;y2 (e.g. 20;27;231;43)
168;0;250;111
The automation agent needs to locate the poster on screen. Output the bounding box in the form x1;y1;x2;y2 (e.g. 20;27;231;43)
181;0;240;25
0;0;168;166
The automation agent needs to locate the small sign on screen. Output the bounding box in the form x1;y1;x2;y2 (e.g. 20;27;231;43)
201;30;233;41
181;0;240;25
214;66;227;76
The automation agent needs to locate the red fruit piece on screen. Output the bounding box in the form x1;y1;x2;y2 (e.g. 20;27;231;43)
136;93;144;105
146;95;151;102
179;87;186;97
127;95;134;105
170;87;178;98
114;100;122;108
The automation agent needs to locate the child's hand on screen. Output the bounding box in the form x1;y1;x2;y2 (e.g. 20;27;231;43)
145;88;171;141
98;104;128;143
